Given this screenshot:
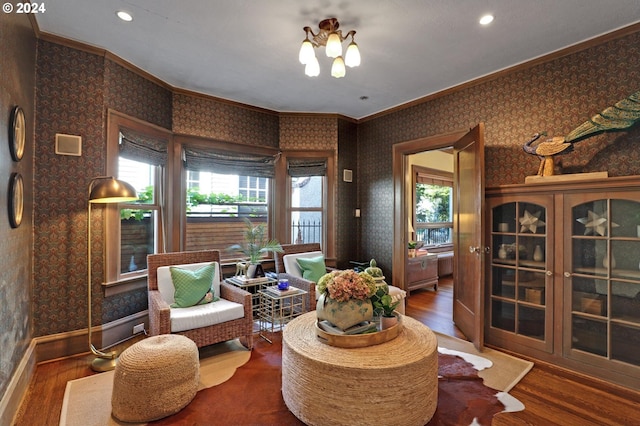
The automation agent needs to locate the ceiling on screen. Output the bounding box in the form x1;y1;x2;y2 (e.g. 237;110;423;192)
35;1;640;120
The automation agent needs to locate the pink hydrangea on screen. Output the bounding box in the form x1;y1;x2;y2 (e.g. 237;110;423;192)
318;270;376;302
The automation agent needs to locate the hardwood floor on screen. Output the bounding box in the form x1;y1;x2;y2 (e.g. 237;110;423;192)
13;277;640;425
407;277;640;426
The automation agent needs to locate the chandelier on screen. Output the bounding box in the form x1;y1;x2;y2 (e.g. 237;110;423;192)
298;17;361;78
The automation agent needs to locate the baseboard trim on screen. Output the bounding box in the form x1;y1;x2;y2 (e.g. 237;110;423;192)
0;311;148;425
0;339;36;426
35;311;148;363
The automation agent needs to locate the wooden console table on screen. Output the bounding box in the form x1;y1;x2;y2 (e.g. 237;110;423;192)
282;312;438;426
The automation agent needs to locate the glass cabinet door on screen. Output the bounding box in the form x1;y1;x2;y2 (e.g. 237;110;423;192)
489;197;552;352
566;196;640;367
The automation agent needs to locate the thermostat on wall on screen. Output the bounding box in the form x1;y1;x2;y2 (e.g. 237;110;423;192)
55;133;82;156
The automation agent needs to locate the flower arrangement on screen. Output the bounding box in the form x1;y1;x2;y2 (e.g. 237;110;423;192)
317;270;377;302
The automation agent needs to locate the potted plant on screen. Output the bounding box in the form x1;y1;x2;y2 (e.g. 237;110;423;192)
408;241;417;258
226;218;283;277
373;292;400;329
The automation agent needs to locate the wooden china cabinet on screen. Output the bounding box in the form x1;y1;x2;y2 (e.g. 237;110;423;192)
485;175;640;390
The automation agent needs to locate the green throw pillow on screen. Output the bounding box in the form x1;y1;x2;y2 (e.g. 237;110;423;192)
296;255;326;283
170;263;218;308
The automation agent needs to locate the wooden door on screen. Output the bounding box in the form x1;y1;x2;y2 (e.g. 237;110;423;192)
453;124;486;349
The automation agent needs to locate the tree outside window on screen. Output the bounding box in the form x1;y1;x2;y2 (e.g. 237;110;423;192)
415;173;453;246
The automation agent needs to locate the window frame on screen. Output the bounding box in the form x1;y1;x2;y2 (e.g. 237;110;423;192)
105;110;173;287
276;150;335;260
412;165;454;248
117;160;163;279
174;135;281;255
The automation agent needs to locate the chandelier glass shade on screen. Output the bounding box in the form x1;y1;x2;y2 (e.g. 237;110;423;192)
299;17;360;78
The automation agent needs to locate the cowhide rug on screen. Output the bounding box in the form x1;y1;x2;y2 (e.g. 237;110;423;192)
151;337;524;426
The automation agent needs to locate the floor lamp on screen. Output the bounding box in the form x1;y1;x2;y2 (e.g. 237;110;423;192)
88;176;137;372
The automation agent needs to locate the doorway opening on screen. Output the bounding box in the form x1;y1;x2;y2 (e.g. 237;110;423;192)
392;125;485;346
391;131;465;323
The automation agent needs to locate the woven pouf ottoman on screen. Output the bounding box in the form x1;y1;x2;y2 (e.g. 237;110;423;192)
111;334;199;422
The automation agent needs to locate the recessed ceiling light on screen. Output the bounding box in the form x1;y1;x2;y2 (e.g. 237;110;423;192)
116;11;133;22
479;14;494;25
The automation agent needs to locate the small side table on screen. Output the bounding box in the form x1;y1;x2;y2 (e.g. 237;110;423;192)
225;276;277;319
257;286;308;343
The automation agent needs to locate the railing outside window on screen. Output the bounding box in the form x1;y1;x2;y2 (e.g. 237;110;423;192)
291;220;322;244
416;224;452;246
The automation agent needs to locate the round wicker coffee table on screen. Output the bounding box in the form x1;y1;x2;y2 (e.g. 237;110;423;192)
282;312;438;426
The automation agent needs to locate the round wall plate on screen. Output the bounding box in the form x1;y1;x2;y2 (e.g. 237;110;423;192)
9;106;26;161
8;173;24;228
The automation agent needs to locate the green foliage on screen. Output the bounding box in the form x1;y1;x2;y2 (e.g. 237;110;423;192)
120;209;150;221
119;186;150;221
186;187;264;208
136;186;153;204
373;293;400;317
416;183;451;222
407;240;418;249
226;218;283;263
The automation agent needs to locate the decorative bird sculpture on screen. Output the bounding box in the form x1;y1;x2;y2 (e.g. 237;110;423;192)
524;89;640;176
523;132;573;176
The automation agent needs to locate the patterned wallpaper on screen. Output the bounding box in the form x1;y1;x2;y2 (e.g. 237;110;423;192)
337;118;359;268
33;41;174;337
35;41;108;336
279;114;337;150
105;61;173;129
358;31;640;274
0;12;36;402
172;93;279;147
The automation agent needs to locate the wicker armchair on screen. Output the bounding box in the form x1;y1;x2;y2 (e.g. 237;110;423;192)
147;250;254;350
274;243;325;310
275;243;406;314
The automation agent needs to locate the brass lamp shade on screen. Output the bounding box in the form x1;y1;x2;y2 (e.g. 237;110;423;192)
89;177;137;203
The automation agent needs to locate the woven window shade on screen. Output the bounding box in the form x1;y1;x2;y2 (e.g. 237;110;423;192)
416;173;452;187
287;159;327;177
184;147;279;178
119;128;168;166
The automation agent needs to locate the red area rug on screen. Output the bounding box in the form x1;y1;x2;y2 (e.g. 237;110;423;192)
152;334;519;426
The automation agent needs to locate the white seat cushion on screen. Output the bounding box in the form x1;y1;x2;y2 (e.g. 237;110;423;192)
282;251;324;279
155;261;243;332
157;262;221;305
170;298;245;332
